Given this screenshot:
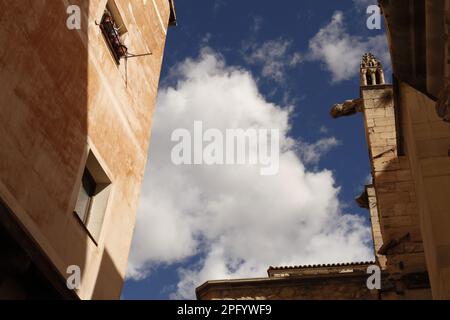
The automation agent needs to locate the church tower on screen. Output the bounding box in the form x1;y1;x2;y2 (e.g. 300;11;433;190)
360;53;386;86
329;53;431;297
358;54;430;297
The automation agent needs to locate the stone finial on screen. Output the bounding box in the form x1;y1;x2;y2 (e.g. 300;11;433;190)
360;53;385;86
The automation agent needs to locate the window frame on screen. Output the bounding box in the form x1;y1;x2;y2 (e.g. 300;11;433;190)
99;1;128;65
73;148;113;245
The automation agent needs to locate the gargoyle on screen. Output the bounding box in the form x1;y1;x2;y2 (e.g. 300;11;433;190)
330;98;363;119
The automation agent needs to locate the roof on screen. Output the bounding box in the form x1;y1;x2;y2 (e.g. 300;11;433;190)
268;261;375;271
267;261;376;278
196;263;377;300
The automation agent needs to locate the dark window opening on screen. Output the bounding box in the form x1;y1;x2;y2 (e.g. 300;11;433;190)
375;71;381;85
100;7;127;64
74;168;96;225
73;150;112;243
366;74;372;86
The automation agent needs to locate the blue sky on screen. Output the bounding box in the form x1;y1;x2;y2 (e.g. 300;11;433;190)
123;0;390;300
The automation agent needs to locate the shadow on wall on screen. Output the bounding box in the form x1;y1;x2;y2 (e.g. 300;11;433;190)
0;0;121;299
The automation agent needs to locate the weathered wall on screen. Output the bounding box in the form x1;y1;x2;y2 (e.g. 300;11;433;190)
361;85;428;278
197;268;432;300
197;275;378;300
399;81;450;299
0;0;172;299
367;186;387;269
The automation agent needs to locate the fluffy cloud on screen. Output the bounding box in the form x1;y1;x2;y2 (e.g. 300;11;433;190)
243;38;302;82
307;11;390;83
297;137;341;165
127;48;373;299
242;10;389;84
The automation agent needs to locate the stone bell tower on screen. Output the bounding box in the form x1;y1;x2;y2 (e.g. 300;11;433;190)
330;54;387;119
331;53;431;298
360;53;386;86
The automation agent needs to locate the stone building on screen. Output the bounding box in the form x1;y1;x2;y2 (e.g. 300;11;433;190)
0;0;176;299
197;1;450;300
379;0;450;300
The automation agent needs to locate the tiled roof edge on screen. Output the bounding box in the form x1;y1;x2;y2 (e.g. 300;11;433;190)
268;261;376;271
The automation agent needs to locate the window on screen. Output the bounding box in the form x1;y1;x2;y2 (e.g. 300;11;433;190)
366;73;372;85
375;71;381;85
74;168;96;224
74;151;112;243
100;0;128;64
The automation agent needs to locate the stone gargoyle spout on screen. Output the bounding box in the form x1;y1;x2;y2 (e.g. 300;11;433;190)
330;98;363;119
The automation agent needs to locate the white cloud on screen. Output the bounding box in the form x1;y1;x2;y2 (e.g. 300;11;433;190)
127;48;373;299
200;33;212;46
319;125;329;134
307;11;390;83
297;137;341;165
243;38;303;83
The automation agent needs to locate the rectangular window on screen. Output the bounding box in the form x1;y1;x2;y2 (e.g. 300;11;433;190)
74;151;112;243
74;168;96;224
100;0;128;64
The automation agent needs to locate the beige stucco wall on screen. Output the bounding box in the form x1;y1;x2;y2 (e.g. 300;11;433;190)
399;81;450;299
0;0;172;299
